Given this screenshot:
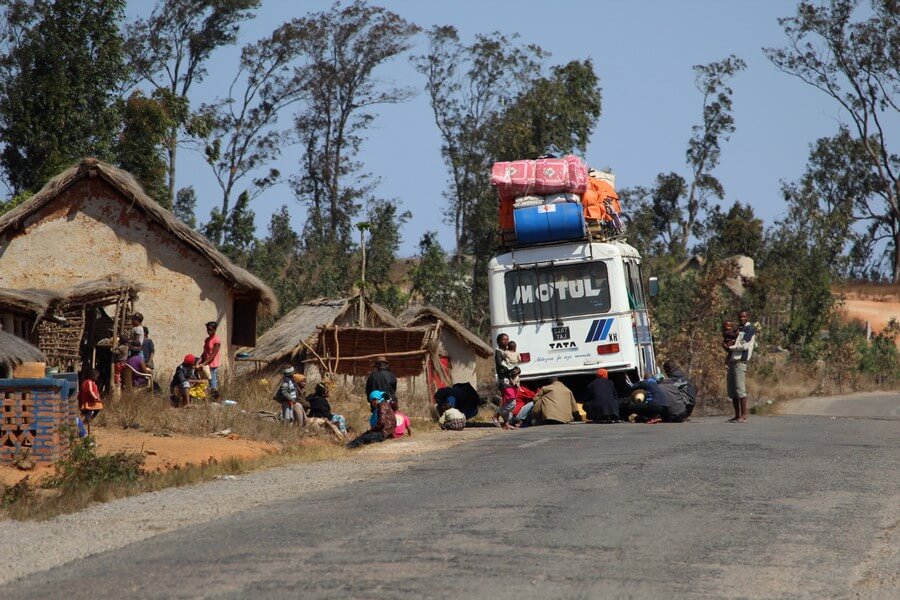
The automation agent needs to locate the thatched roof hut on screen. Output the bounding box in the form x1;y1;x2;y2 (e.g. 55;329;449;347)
237;296;400;373
0;158;278;375
0;287;59;318
400;306;492;388
0;159;277;315
400;306;492;358
0;329;45;376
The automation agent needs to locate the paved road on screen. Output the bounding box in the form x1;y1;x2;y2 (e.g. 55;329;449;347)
776;391;900;418
9;406;900;599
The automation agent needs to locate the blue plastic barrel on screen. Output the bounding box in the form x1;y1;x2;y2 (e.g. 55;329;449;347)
513;203;585;245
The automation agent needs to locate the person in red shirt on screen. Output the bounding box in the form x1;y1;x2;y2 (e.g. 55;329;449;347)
197;321;222;390
78;369;104;435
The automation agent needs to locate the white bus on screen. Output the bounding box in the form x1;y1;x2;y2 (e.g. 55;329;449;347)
488;239;656;388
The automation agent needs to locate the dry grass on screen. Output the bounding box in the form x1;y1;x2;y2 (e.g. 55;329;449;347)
100;374;441;448
0;439;347;521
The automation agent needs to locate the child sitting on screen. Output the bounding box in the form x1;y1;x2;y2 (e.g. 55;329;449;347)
78;369;103;436
393;411;412;438
273;366;307;426
438;401;466;431
722;320;738;365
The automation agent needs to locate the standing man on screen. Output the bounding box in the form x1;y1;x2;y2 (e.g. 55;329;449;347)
725;310;756;423
365;355;397;403
198;321;222;391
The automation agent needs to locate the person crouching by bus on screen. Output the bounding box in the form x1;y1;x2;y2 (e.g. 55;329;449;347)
347;391;396;449
532;377;579;425
79;369;103;436
584;369;620;423
621;376;686;423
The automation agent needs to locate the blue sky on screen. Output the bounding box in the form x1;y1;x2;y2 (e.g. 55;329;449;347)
125;0;899;256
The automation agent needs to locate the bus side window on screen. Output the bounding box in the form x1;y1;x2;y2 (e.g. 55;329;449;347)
625;262;645;309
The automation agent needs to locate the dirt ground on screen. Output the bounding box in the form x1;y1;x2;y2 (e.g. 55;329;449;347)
0;428;279;487
837;286;900;335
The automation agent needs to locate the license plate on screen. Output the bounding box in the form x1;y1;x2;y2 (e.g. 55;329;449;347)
552;326;570;341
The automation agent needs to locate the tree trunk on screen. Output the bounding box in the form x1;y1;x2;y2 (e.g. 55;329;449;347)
894;229;900;284
167;130;177;210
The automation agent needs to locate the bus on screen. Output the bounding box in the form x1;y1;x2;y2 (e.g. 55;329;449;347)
488;239;656;391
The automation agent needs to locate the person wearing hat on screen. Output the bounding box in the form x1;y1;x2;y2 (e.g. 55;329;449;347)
197;321;222;390
273;366;307;426
583;369;620;423
170;354;199;407
365;355;397;407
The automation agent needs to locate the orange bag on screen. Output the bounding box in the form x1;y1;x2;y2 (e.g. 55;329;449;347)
499;197;514;231
582;178;620;222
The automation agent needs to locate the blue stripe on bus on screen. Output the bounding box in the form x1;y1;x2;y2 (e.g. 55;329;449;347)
584;319;600;343
599;318;614;342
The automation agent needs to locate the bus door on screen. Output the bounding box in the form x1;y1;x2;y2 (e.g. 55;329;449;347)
624;260;655;377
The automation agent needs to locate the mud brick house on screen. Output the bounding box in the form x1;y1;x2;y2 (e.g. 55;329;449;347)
399;305;493;388
0;159;277;379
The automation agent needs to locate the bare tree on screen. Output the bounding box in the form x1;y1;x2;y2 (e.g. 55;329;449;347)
412;26;544;258
125;0;259;207
765;0;900;280
195;19;310;243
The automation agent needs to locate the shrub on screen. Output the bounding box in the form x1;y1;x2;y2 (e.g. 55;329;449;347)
41;434;145;490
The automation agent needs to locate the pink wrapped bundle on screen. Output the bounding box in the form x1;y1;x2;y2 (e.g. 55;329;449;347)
491;155;588;200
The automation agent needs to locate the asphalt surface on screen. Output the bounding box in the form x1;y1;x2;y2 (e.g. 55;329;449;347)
9;401;900;599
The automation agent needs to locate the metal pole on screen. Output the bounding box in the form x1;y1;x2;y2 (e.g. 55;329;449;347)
359;226;366;327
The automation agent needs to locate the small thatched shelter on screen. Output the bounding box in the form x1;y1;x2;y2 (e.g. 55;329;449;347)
0;158;277;376
0;287;60;340
0;329;45;378
237;296;400;374
400;306;493;388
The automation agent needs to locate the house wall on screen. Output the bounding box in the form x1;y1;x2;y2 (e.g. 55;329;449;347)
0;178;235;379
438;332;478;387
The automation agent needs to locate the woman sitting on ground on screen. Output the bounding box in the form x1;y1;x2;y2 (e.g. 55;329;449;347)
307;382;347;435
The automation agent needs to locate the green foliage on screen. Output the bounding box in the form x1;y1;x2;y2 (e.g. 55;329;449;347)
0;0;130;193
116;89;178;208
487;59;601;161
199;15;308;243
648;259;741;410
626;56;745;259
362;199;412;313
1;476;34;508
412;26;545;256
125;0;260;206
858;318;900;385
701;202;764;260
0;189;31;217
409;232;474;328
42;435;144;490
293;1;419;262
216;190;256;266
247;206;303;319
173;186;198;228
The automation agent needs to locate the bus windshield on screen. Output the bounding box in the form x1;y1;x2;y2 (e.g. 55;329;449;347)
504;262;611;322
